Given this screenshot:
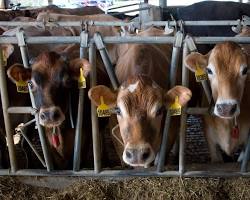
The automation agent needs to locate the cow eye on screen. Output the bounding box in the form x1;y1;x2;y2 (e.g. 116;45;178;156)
28;80;35;91
156;106;165;116
206;68;213;75
242;67;248;75
114;107;122;116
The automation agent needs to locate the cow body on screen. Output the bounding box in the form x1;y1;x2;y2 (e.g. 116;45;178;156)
89;27;191;167
185;36;250;162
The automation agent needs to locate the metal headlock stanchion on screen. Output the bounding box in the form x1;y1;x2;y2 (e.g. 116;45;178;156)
179;42;189;175
89;42;102;173
157;31;183;173
73;30;89;171
93;33;119;90
241;132;250;172
16;28;54;171
0;48;18;173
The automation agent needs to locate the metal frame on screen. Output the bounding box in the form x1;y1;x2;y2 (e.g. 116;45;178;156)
0;19;249;177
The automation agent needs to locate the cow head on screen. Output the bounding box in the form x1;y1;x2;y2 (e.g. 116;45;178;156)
185;42;249;119
89;75;191;167
7;51;91;127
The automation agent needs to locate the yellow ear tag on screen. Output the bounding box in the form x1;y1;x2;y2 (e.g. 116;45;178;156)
169;96;181;116
195;64;208;82
78;67;86;89
16;74;28;93
97;96;111;117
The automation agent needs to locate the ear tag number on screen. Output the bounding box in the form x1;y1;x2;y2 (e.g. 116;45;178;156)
78;67;86;89
195;64;208;82
16;74;28;93
97;96;111;117
169;96;181;116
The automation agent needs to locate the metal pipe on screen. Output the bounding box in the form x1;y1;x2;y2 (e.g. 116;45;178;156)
94;33;119;90
16;29;54;171
0;169;245;177
201;81;212;103
157;112;171;172
73;31;88;171
89;42;101;173
0;36;176;44
107;3;140;11
0;48;17;173
169;31;183;88
241;133;250;172
15;123;46;167
0;20;250;27
28;84;54;171
186;107;209;115
110;6;151;15
178;43;189;175
7;106;36;114
3;36;250;45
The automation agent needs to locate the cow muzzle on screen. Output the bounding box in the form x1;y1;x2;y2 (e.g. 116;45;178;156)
122;143;155;168
39;106;65;127
214;99;239;118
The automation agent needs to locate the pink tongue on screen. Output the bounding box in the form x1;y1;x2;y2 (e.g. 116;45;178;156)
231;125;239;139
52;134;60;148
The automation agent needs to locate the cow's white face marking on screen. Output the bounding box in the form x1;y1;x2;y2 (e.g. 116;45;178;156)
127;81;139;93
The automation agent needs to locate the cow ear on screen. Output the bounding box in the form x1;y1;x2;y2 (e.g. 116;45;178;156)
165;86;192;107
69;58;91;80
88;85;117;108
7;63;31;84
184;52;209;72
1;44;14;61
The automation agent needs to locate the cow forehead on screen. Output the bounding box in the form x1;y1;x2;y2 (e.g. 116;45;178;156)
210;42;247;74
117;76;163;116
32;52;66;78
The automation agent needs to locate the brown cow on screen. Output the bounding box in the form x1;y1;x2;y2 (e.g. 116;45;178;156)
89;27;192;167
185;37;250;162
6;49;91;169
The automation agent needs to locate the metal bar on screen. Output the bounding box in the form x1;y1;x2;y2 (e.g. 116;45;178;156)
0;48;17;173
241;133;250;172
73;31;88;171
186;107;209;115
89;42;101;173
178;43;189;175
7;106;35;114
16;29;54;171
201;81;212;103
0;36;176;44
157;112;171;172
3;36;250;45
107;3;140;11
15;123;46;167
169;31;183;88
110;6;151;15
1;20;250;27
94;33;119;90
0;169;246;177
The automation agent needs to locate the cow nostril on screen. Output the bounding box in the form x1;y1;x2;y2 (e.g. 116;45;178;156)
52;110;60;120
126;150;132;159
217;104;223;113
142;149;150;161
230;104;237;114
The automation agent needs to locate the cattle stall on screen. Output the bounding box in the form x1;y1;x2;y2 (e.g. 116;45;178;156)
0;17;249;177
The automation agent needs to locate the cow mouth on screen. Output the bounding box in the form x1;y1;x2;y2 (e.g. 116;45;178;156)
39;118;65;128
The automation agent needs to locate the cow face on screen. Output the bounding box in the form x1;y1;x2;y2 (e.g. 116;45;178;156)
89;75;191;167
7;51;91;127
185;42;249;119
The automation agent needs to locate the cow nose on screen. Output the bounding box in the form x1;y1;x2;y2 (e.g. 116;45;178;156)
216;103;238;117
39;106;65;126
124;146;153;166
